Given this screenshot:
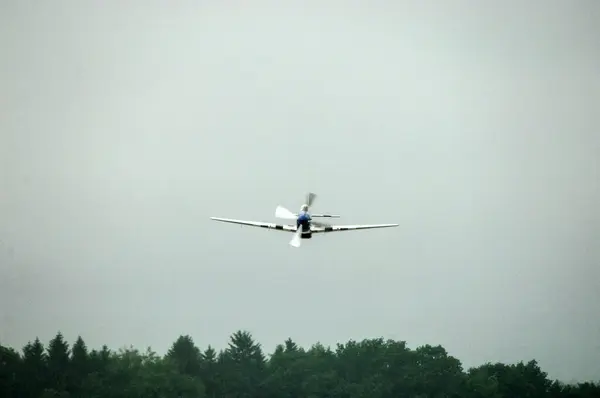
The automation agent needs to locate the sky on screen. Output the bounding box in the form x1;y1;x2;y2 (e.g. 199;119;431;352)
1;0;599;382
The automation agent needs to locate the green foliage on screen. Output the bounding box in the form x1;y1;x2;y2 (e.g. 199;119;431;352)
47;331;70;392
166;335;202;377
0;331;598;398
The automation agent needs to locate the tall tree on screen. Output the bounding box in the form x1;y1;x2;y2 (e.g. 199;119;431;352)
465;365;502;398
475;360;552;398
0;345;22;398
165;335;202;377
379;339;412;397
412;344;464;397
265;338;309;398
219;330;267;398
46;331;71;393
334;338;393;398
80;345;112;398
21;337;47;398
301;342;339;397
201;346;219;398
69;336;89;396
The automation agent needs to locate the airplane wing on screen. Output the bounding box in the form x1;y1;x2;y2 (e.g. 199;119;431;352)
311;223;399;233
310;213;341;218
210;217;297;232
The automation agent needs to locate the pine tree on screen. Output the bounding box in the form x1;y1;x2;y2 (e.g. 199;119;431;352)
0;345;22;397
166;335;202;377
69;335;89;395
21;337;47;398
46;331;70;393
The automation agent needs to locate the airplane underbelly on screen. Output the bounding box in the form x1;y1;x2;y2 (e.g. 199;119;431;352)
297;219;311;235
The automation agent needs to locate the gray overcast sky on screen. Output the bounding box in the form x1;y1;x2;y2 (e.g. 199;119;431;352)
1;0;599;382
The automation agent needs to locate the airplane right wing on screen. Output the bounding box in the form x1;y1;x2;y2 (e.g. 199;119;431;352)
311;223;399;233
310;213;341;218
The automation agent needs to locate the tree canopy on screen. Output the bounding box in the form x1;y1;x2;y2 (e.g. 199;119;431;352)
0;330;598;398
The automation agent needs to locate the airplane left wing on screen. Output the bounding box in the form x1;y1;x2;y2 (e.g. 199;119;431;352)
311;223;399;233
210;217;297;232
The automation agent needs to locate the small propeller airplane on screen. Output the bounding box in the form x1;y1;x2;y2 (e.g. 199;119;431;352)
210;192;399;247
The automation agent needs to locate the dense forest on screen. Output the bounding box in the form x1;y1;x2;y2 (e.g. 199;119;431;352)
1;330;598;398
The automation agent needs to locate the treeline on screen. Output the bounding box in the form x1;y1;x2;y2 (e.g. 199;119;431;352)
1;330;598;398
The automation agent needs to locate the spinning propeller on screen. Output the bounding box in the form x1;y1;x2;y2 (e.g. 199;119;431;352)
275;193;333;247
274;205;296;219
275;192;318;219
289;224;303;248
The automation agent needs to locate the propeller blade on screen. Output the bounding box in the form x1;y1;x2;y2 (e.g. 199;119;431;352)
289;224;302;247
306;192;317;207
275;205;296;219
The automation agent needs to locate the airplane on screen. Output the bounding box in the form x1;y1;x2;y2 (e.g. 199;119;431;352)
210;192;399;247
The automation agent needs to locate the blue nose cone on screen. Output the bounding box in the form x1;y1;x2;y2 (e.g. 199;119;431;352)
297;211;311;229
297;213;310;222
